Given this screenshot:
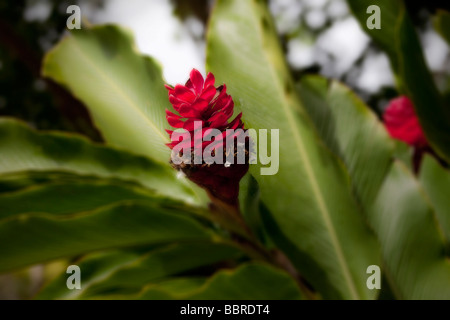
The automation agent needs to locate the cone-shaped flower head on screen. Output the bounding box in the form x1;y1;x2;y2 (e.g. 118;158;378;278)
165;69;245;151
165;69;249;206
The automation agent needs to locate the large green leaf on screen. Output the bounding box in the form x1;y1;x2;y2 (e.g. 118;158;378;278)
37;250;140;299
434;10;450;46
0;201;217;273
0;171;88;193
420;156;450;247
42;25;170;164
138;278;206;300
0;179;158;219
297;76;394;206
298;77;450;299
37;243;241;300
207;0;379;299
369;161;450;299
144;265;302;300
100;263;302;300
347;0;450;163
0;118;197;203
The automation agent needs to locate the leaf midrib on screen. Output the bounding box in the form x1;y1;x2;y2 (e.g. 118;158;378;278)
68;35;169;144
247;0;359;299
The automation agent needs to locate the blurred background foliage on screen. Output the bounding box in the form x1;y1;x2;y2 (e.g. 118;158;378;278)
1;0;449;138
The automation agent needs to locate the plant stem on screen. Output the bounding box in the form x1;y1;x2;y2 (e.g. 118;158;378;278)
208;193;317;300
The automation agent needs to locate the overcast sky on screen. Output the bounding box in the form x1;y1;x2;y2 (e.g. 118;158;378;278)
89;0;205;85
24;0;450;93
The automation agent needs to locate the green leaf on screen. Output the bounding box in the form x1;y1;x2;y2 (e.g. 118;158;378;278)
238;175;269;245
138;278;206;300
206;0;379;299
0;201;216;273
0;171;81;193
42;25;170;164
298;77;450;299
37;243;241;300
37;250;140;299
137;263;303;300
83;243;241;299
347;0;450;163
297;76;394;206
0;118;197;203
392;140;413;172
369;161;450;299
420;156;450;247
434;10;450;45
0;179;158;219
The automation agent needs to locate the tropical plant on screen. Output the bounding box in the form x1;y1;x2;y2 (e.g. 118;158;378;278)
1;0;449;300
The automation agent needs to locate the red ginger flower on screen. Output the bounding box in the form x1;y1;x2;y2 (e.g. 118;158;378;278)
383;96;437;173
165;69;249;207
165;69;245;151
383;96;428;149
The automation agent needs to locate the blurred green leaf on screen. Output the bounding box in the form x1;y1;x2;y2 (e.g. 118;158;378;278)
141;263;302;300
420;156;450;247
0;180;158;219
0;171;154;194
37;250;140;300
238;175;269;245
0;201;217;273
297;76;395;206
299;77;450;297
138;278;206;300
347;0;450;163
392;140;413;172
369;161;450;299
37;243;241;300
207;0;379;299
0;171;86;193
102;263;302;300
42;25;170;164
434;10;450;45
0;118;198;203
